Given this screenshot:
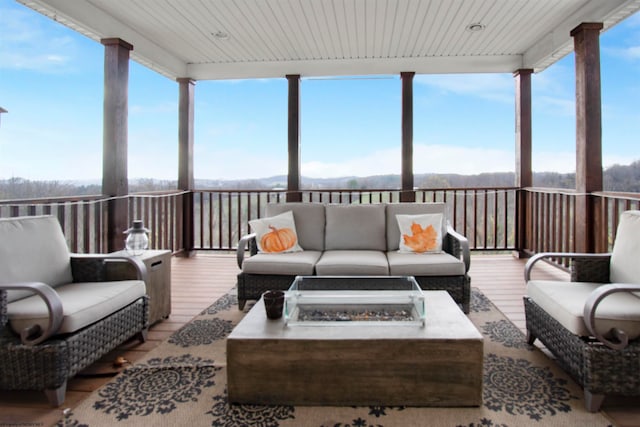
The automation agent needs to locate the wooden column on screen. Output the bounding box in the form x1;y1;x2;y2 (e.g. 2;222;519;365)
286;75;302;202
177;78;195;255
101;38;132;252
514;69;533;256
401;72;415;202
572;23;604;253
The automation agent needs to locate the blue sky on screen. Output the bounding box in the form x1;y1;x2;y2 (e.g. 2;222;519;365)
1;0;639;182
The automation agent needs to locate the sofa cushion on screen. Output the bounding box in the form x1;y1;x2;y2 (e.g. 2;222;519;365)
386;203;447;251
249;211;303;253
242;251;323;275
396;213;443;253
7;280;146;336
527;280;640;340
265;203;326;251
387;251;465;276
325;204;386;251
610;210;640;285
0;216;73;303
315;250;389;275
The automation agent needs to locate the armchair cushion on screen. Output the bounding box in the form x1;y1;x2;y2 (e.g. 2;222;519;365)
7;280;146;335
610;210;640;286
527;280;640;340
1;216;73;302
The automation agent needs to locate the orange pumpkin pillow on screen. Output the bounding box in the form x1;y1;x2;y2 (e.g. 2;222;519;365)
396;214;443;254
249;211;303;253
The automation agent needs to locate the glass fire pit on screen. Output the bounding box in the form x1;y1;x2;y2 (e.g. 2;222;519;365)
284;276;425;327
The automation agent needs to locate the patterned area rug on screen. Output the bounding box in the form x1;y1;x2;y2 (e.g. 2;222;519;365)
58;290;614;427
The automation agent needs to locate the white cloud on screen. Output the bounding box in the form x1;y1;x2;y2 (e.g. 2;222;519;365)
532;151;575;174
193;141;639;181
301;144;515;178
414;74;514;103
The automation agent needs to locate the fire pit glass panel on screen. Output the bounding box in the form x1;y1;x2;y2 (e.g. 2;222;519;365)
284;276;425;326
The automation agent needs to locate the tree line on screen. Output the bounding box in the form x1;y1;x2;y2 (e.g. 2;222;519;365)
2;160;639;199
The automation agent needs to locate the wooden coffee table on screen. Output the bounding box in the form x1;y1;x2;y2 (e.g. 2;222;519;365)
227;289;483;407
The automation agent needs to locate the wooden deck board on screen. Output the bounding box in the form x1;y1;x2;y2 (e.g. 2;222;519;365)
1;253;638;426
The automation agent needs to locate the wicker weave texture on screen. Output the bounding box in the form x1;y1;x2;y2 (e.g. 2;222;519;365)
571;256;611;283
443;233;462;259
0;297;148;392
0;290;7;326
524;297;640;397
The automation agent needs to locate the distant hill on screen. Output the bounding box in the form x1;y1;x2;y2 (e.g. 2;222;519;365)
2;161;639;199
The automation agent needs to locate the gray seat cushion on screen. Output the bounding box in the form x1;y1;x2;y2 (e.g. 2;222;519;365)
325;204;386;251
265;203;326;251
316;250;389;275
7;280;146;336
242;251;323;275
387;251;465;276
527;280;640;339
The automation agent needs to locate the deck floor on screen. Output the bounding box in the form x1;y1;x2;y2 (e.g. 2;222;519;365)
1;253;638;426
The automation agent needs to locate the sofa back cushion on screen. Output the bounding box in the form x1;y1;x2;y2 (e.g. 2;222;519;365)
0;216;73;302
265;203;326;251
386;203;446;251
610;210;640;284
325;204;386;251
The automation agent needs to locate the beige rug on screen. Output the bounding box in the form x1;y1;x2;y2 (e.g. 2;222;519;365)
58;290;614;427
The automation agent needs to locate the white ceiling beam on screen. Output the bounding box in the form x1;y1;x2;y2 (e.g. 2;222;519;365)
187;55;523;80
523;0;640;71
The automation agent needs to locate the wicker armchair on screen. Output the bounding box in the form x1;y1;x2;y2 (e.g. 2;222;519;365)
523;210;640;412
0;216;149;406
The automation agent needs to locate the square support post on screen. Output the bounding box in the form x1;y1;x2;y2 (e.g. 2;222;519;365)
401;72;415;202
571;23;604;253
177;78;195;255
101;38;132;252
514;69;533;256
286;75;302;202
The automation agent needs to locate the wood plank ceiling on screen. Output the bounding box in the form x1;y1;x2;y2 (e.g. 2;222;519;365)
18;0;640;80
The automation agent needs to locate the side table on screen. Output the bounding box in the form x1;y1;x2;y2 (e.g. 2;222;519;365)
109;249;172;325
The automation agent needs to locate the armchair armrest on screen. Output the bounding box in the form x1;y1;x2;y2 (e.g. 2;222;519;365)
236;233;257;269
524;252;611;282
584;283;640;350
0;282;63;346
444;225;470;273
71;253;148;284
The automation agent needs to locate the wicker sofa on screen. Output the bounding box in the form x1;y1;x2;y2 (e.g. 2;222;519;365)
524;210;640;412
237;202;470;312
0;215;149;406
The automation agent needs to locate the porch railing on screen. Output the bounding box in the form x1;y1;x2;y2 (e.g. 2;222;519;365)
522;188;640;257
0;191;185;254
192;187;518;252
2;188;638;255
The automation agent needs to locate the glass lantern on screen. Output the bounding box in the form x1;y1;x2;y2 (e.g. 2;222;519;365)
124;220;150;256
